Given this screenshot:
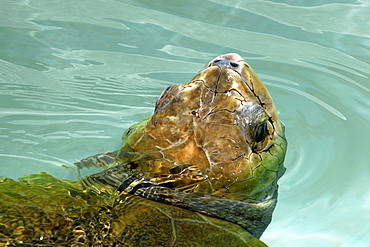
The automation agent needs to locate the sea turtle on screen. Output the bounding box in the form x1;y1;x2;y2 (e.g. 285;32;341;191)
0;53;287;246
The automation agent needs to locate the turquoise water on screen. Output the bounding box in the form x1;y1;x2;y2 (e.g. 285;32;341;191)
1;0;369;246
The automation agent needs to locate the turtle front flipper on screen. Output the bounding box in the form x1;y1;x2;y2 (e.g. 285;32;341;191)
114;193;268;247
74;150;120;169
75;149;152;170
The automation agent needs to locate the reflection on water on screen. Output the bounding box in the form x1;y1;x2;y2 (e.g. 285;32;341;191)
1;0;369;246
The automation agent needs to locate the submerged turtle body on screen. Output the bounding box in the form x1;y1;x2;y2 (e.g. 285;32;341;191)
0;54;287;246
0;173;265;246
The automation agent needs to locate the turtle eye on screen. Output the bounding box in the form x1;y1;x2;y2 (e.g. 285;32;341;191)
254;122;268;143
159;86;172;99
155;86;173;111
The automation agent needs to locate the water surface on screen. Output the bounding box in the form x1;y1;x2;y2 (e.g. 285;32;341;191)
1;0;369;246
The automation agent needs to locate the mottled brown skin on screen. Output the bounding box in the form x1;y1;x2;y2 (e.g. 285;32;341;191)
0;54;286;246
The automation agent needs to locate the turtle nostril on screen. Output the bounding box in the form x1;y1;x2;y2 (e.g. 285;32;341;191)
230;62;239;68
211;58;239;69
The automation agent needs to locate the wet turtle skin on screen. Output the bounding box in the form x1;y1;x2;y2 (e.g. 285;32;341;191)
0;54;287;246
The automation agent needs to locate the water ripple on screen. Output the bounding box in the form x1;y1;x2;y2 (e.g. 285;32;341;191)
267;82;346;120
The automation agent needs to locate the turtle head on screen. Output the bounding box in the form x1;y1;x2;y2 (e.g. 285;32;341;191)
119;53;287;201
